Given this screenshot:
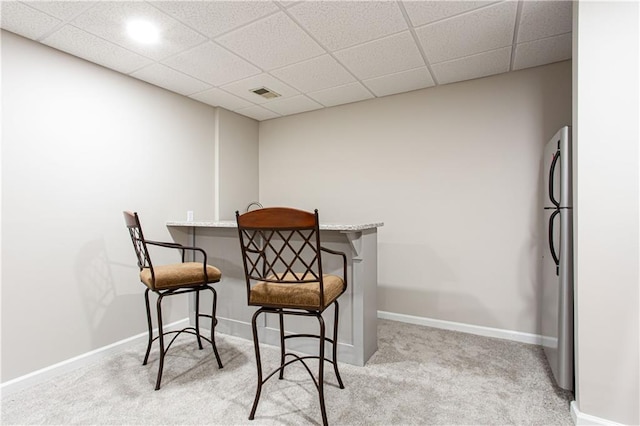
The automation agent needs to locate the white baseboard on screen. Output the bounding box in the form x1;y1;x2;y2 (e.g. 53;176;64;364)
377;310;543;345
571;401;623;425
0;318;189;397
0;312;552;396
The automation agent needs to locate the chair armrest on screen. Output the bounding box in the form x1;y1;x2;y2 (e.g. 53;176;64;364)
144;240;208;264
145;239;183;248
320;246;348;287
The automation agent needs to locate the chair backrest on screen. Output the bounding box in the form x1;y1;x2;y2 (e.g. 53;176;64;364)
123;211;152;272
236;207;325;305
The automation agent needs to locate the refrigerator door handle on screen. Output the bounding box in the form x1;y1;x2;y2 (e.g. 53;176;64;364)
549;209;560;276
549;150;561;208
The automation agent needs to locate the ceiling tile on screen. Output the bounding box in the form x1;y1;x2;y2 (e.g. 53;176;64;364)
334;31;424;80
162;42;260;86
216;12;325;70
415;1;517;64
25;1;96;21
234;105;281;121
518;1;572;43
363;67;435;97
190;88;254;111
221;73;299;104
513;33;572;71
71;1;206;60
432;47;511;85
42;25;152;74
271;54;356;93
152;1;279;39
307;82;373;107
130;63;211;96
262;95;323;116
287;1;407;51
0;1;61;41
403;1;496;27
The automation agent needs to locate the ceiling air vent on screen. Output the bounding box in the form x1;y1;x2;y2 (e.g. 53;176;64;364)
250;87;280;99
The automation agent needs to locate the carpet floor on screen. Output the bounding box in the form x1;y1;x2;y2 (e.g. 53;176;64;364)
1;319;574;425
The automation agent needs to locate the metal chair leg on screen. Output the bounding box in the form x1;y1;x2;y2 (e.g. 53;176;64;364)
155;294;165;391
278;310;285;380
317;314;328;426
332;300;344;389
143;289;153;366
208;286;223;368
249;308;265;420
194;289;204;350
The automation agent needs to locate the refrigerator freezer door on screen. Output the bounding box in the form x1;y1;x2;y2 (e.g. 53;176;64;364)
543;126;572;208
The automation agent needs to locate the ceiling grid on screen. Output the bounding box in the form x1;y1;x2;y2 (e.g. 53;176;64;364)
0;0;573;121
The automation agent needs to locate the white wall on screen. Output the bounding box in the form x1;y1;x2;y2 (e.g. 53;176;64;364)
259;61;572;336
0;31;220;381
573;2;640;424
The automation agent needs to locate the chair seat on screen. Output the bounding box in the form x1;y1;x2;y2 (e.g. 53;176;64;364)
249;273;345;310
140;262;222;290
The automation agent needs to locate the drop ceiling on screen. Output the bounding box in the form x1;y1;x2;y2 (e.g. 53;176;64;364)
0;1;572;121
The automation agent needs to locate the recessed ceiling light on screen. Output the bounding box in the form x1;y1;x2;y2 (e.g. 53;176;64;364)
126;19;159;44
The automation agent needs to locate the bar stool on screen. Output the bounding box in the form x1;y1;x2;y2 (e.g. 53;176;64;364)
123;211;223;390
236;207;347;425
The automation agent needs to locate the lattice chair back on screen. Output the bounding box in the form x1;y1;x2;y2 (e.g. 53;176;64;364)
123;211;152;272
237;207;337;311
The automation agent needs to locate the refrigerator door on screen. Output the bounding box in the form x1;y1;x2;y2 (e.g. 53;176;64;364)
541;206;574;391
543;126;572;208
541;208;560;368
556;207;574;390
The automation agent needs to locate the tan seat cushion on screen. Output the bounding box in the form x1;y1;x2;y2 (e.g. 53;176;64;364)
249;273;345;310
140;262;222;290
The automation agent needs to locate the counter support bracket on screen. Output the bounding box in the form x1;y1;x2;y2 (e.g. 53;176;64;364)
342;231;363;260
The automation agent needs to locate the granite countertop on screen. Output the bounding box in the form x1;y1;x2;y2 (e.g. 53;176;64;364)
166;220;383;231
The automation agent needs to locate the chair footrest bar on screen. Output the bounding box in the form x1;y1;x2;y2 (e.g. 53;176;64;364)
195;314;218;327
282;333;335;344
283;352;337;366
150;328;214;352
262;354;321;390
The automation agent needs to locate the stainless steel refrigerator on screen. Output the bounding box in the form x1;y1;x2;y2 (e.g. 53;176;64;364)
541;126;574;391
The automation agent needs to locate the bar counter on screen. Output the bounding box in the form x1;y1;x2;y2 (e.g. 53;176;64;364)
166;219;383;366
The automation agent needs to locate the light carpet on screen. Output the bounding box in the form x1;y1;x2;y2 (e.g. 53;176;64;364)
1;319;573;425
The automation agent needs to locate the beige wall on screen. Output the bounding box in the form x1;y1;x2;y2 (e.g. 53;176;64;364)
259;61;572;335
216;108;259;221
0;31;220;381
573;2;640;424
